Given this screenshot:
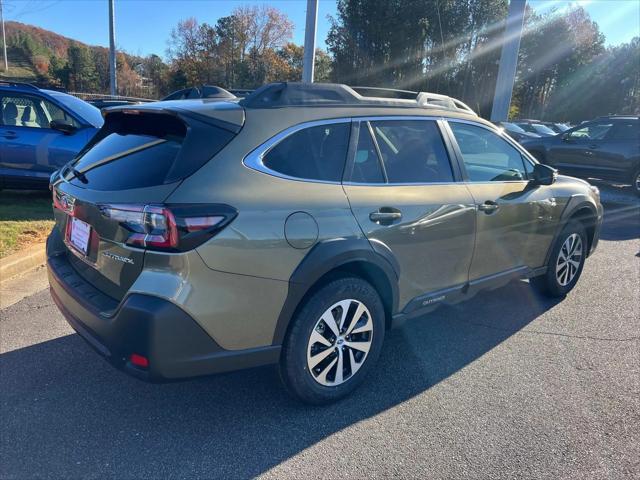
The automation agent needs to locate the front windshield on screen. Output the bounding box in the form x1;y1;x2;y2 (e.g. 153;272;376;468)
555;123;570;132
532;124;557;135
48;92;104;128
502;122;527;133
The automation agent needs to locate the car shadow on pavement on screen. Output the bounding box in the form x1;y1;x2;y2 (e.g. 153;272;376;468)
0;281;560;479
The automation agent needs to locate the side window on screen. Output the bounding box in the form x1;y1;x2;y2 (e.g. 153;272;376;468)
608;121;638;141
568;122;614;141
350;124;385;183
263;123;350;182
40;99;81;128
1;95;42;127
449;122;529;182
0;94;77;129
369;120;454;183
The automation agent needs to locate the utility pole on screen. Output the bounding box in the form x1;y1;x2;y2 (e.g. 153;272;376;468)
1;0;8;72
302;0;318;83
108;0;117;96
490;0;526;122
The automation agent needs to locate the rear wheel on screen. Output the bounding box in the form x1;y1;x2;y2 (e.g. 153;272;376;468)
531;220;587;297
632;169;640;196
279;277;385;404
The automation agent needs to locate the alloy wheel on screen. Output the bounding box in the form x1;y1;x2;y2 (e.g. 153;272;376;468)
306;299;374;387
556;233;583;286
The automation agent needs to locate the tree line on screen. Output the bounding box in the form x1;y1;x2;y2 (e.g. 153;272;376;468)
3;1;638;121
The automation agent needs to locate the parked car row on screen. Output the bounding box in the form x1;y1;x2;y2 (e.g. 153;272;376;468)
1;81;638;195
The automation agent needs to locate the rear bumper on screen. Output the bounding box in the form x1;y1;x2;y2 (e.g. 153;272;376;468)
47;233;280;382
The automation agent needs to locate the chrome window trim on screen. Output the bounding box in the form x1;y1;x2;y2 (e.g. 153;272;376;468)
242;117;352;184
445;118;538;183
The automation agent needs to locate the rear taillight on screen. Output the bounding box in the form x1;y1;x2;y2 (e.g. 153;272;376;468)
99;203;236;252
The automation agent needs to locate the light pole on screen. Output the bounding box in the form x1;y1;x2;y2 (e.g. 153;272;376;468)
108;0;117;96
490;0;527;122
1;0;8;72
302;0;318;83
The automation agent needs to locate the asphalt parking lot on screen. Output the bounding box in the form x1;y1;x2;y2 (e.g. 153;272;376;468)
1;198;638;479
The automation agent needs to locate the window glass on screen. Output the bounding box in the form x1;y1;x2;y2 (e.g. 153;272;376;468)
568;122;613;140
0;95;80;129
449;122;529;182
608;121;638;141
69;134;181;190
350;124;384;183
263;123;350;182
370;120;454;183
41;99;81;128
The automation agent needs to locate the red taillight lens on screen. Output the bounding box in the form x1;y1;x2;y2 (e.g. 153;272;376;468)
99;203;235;252
130;353;149;368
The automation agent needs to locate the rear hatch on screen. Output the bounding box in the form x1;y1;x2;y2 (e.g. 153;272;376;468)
51;102;243;300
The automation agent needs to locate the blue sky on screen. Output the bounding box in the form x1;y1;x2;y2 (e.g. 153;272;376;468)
3;0;639;59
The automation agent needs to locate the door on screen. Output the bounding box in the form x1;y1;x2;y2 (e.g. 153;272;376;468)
548;121;614;177
446;121;563;282
343;119;476;310
0;93;88;181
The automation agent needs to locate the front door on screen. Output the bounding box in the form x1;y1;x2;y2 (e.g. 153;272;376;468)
343;118;476;310
446;121;563;282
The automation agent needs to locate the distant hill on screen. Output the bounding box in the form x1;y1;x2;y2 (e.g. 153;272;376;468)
0;21;142;89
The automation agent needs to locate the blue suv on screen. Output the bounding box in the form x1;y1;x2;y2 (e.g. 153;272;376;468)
0;82;104;189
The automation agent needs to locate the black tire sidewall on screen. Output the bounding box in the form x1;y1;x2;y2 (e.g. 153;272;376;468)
279;277;386;404
544;220;588;297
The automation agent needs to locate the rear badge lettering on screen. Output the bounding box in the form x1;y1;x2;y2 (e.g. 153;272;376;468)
102;252;134;265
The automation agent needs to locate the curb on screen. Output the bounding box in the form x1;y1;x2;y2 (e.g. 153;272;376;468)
0;243;46;282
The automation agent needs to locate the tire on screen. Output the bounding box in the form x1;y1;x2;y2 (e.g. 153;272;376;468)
279;276;385;405
530;220;588;298
632;169;640;197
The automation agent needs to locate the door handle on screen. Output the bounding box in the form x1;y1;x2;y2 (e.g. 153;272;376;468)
369;208;402;225
588;144;600;150
478;201;500;214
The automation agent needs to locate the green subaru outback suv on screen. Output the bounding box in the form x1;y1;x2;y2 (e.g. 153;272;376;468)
47;83;603;404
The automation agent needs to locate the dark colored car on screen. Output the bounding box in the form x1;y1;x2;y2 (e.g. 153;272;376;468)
495;121;541;143
516;121;558;137
522;116;640;195
162;85;236;101
47;82;602;404
0;82;103;189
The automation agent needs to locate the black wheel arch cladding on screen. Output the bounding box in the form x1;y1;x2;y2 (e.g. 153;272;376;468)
271;237;400;345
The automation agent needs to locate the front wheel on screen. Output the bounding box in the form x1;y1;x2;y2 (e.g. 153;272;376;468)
531;220;587;298
279;277;385;404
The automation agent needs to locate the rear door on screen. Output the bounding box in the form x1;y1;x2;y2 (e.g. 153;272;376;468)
343;118;476;310
446;120;562;281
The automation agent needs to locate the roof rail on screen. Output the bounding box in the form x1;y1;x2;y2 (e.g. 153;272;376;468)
0;80;39;90
239;82;477;115
416;92;476;115
350;86;418;100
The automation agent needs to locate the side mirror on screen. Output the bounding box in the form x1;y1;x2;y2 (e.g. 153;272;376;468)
531;163;557;186
561;132;572;142
50;119;77;135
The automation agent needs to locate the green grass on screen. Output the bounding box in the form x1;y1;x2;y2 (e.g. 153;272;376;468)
0;190;54;258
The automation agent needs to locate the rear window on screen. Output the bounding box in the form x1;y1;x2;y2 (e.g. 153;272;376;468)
66;112;234;190
263;123;350;182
